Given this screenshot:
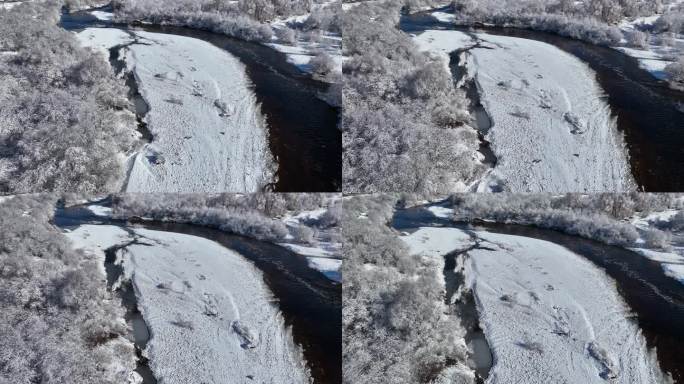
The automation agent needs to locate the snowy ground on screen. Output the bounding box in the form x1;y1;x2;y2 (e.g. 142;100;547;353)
65;224;311;384
630;209;684;284
616;3;684;80
268;1;342;80
414;30;636;193
76;27;275;193
400;227;667;384
280;206;342;282
77;199;342;282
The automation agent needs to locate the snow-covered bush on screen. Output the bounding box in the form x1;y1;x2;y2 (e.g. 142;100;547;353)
664;56;684;90
111;193;339;242
275;26;297;44
113;0;318;42
653;11;684;34
448;193;683;249
450;0;652;46
304;1;342;34
309;51;338;81
343;1;484;193
0;195;137;384
292;224;317;244
63;0;109;11
343;195;472;384
628;30;650;48
0;2;137;194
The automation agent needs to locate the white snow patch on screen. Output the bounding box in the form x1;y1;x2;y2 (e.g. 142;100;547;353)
91;10;113;21
306;257;342;281
279;242;333;257
630;248;684;283
431;11;455;23
75;28;133;59
400;227;473;257
415;30;636;193
427;205;454;219
86;204;113;217
631;209;679;228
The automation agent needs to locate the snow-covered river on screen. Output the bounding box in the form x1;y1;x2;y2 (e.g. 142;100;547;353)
392;205;684;383
54;205;341;384
402;9;684;192
61;7;341;192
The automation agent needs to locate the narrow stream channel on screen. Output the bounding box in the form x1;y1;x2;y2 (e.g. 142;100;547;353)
401;8;684;192
60;6;341;192
54;205;341;384
393;204;684;382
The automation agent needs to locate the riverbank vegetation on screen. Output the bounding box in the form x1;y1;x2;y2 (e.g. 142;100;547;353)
447;0;684;88
112;0;341;43
111;193;341;243
451;0;660;45
0;1;137;194
342;0;484;193
448;193;684;249
0;195;137;383
342;195;472;384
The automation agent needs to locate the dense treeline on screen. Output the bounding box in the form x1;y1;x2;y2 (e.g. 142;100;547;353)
0;195;137;383
448;193;684;248
342;195;472;384
450;0;667;45
0;1;137;194
111;193;341;242
112;0;333;42
343;0;484;193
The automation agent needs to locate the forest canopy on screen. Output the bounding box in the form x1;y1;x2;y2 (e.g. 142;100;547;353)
0;195;137;384
342;0;485;194
0;1;137;194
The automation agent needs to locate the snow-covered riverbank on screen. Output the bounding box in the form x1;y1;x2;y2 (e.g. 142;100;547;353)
76;28;275;193
400;226;669;383
268;0;342;81
414;30;635;193
65;224;311;383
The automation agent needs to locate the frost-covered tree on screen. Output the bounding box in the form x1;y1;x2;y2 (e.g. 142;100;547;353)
447;193;683;249
0;195;137;384
343;1;484;193
343;195;472;384
664;56;684;90
0;2;137;194
309;52;338;81
113;0;319;41
628;29;650;48
451;0;650;46
110;193;340;242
